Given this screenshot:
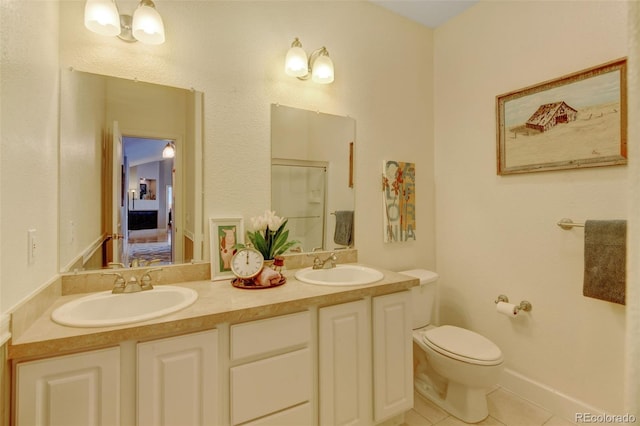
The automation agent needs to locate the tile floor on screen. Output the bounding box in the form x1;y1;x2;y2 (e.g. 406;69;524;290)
404;387;577;426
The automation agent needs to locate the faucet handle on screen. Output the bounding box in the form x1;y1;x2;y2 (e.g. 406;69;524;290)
140;268;163;291
102;272;126;293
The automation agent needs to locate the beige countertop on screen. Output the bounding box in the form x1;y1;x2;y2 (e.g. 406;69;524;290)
9;264;418;361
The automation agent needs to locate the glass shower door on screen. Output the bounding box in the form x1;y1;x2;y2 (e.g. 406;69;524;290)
271;160;327;253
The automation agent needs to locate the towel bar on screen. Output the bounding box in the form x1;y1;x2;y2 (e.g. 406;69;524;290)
557;218;585;230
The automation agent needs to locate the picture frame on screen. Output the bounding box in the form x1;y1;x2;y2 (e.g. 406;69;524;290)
496;58;627;175
209;217;244;281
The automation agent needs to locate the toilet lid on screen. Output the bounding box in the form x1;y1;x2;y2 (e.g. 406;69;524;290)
423;325;503;365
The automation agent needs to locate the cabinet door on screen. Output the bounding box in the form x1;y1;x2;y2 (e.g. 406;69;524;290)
137;329;218;426
319;299;371;426
372;291;413;422
16;347;120;426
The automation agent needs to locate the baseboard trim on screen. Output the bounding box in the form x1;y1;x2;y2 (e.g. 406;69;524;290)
499;368;607;422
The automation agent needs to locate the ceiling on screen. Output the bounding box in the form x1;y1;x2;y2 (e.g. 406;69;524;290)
124;137;172;167
370;0;479;28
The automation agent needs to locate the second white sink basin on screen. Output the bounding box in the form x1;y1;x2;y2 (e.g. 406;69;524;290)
51;285;198;328
295;264;384;286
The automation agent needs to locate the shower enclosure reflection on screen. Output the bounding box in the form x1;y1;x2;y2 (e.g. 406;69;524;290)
272;160;328;251
271;105;356;252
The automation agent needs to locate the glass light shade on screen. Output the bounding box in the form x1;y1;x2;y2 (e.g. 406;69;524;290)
285;46;309;78
132;3;165;45
162;143;175;159
84;0;121;37
311;55;334;84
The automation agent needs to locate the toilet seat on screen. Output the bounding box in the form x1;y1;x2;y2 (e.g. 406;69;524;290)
422;325;503;366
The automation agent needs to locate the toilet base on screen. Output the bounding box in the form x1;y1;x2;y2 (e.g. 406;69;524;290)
415;376;489;424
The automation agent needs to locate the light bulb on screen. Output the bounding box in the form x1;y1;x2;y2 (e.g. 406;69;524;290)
84;0;120;37
132;1;165;45
312;54;334;84
162;143;175;158
285;46;309;78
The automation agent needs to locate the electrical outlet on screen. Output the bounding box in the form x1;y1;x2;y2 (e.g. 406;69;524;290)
28;229;37;265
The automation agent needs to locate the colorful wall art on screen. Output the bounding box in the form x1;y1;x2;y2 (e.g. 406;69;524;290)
382;160;416;242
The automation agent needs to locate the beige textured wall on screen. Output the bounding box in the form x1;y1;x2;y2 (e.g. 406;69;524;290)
434;0;628;413
0;0;60;313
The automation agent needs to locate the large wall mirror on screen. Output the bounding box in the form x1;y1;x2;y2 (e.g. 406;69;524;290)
271;104;355;253
59;69;203;272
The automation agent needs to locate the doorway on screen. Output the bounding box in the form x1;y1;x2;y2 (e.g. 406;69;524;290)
124;136;175;266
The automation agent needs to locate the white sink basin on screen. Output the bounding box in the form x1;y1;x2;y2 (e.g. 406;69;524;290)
294;264;384;286
51;285;198;328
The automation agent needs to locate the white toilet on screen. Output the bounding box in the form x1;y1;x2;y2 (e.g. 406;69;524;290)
401;269;504;423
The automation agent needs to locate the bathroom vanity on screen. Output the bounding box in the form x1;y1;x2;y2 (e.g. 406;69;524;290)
9;264;418;426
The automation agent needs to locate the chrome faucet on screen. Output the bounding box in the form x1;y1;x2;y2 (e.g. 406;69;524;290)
139;268;163;291
313;252;337;270
122;276;142;293
102;268;162;294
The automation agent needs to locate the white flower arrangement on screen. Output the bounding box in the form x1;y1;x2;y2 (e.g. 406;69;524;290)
243;210;299;260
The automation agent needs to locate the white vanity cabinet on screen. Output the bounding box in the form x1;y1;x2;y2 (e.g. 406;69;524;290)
318;291;413;426
137;329;219;426
372;291;413;422
15;330;219;426
319;299;372;426
229;311;312;426
12;280;415;426
15;346;121;426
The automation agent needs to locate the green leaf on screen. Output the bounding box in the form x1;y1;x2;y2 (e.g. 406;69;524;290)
273;240;299;257
272;229;289;253
248;231;268;257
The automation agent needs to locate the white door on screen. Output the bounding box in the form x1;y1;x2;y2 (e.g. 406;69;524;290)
319;299;372;426
109;121;127;263
137;330;219;426
372;291;414;422
16;347;120;426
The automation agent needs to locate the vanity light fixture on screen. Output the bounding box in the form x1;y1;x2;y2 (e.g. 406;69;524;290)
84;0;166;45
284;38;334;84
162;142;175;159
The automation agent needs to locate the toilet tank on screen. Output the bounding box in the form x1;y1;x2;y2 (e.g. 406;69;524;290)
400;269;439;329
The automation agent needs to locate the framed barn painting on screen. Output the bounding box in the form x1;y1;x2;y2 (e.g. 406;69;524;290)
209;217;244;281
496;58;627;175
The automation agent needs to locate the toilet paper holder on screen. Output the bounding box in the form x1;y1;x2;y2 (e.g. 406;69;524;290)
494;295;532;312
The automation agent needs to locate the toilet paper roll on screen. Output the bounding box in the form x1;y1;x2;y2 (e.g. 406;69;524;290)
496;301;519;318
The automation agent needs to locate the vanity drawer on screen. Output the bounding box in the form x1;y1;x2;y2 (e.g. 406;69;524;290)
230;348;311;425
242;402;312;426
230;311;310;360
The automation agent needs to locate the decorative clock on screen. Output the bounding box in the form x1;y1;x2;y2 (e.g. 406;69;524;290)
230;247;264;280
